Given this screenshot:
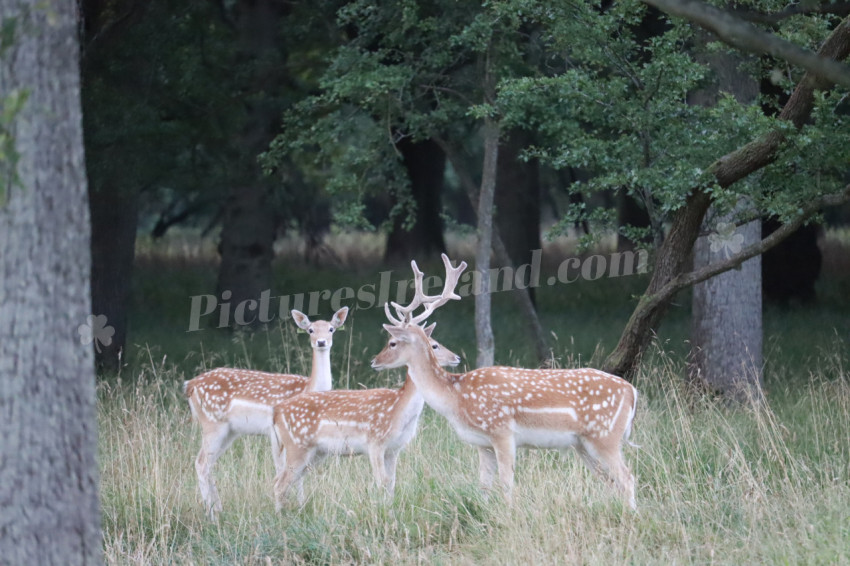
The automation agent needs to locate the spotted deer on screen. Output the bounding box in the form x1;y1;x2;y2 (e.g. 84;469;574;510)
371;254;640;509
184;307;348;517
272;260;465;509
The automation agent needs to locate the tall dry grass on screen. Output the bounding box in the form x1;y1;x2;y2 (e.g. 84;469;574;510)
99;339;850;565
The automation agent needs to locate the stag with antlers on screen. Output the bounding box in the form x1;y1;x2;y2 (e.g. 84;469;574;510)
371;254;639;509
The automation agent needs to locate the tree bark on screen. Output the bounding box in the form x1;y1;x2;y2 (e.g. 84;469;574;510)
602;16;850;379
0;2;102;562
691;205;763;401
384;138;448;263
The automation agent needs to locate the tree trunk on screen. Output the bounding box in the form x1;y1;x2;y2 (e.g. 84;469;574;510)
602;17;850;379
689;33;763;402
89;182;139;373
691;206;763;401
475;118;500;367
216;184;277;326
384;138;447;263
215;0;287;322
762;218;821;304
435;136;551;365
495;130;541;305
0;2;102;562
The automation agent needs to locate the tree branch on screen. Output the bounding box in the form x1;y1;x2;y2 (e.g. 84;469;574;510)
732;2;850;26
641;0;850;88
643;184;850;314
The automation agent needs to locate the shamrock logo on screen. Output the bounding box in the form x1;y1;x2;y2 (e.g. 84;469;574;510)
78;314;115;353
708;222;744;259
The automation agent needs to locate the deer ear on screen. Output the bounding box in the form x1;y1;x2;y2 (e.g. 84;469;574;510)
291;310;310;330
332;306;349;328
423;322;437;337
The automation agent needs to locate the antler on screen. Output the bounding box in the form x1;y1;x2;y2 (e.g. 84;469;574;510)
384;254;467;328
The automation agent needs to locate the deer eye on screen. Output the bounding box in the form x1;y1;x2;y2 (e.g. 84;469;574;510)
329;327;334;333
308;328;314;334
432;344;439;350
389;341;397;348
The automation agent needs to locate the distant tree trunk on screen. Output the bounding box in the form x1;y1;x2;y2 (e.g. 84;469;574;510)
689;34;763;402
0;1;102;562
435;135;551;365
384;138;447;263
475;118;500;367
602;18;850;379
762;218;821;304
216;184;277;325
617;192;651;250
89;182;139;372
216;0;287;321
495;130;541;305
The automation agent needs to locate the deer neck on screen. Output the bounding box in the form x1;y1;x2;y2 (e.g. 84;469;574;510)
308;346;333;392
404;342;456;416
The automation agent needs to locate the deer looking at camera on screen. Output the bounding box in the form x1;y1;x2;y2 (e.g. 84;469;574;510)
272;260;464;509
371;254;640;509
184;307;348;518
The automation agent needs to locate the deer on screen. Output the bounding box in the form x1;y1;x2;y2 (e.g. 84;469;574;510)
271;260;466;510
371;254;640;510
183;306;348;518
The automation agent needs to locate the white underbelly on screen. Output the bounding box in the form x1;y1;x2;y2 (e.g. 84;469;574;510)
227;400;274;435
317;435;369;456
514;425;578;449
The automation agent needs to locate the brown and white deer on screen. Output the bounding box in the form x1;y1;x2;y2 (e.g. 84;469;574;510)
272;260;465;509
371;254;640;509
184;307;348;517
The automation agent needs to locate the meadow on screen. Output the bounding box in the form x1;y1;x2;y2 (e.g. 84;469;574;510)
100;231;850;565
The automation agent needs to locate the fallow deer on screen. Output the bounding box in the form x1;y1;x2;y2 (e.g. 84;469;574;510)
272;260;465;509
371;254;640;509
184;307;347;517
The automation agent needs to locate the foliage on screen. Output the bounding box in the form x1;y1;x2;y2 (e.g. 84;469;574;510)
0;14;28;207
261;0;849;245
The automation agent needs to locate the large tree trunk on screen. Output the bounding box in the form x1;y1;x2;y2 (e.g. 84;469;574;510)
691;207;763;400
602;17;850;379
89;182;139;372
384;138;447;263
689;34;763;401
0;1;102;562
495;130;541;305
215;0;287;322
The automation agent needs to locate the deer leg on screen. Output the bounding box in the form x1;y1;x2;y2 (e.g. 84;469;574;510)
274;446;313;512
576;441;636;510
490;435;517;503
196;423;235;518
384;449;400;495
269;430;285;476
477;446;498;498
368;445;390;495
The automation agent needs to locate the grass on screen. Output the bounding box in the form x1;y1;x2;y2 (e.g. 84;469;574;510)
99;230;850;564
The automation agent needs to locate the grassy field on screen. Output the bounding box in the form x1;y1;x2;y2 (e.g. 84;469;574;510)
100;231;850;564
